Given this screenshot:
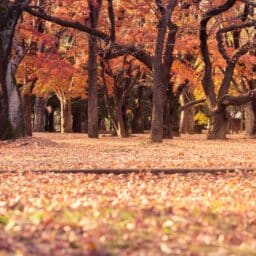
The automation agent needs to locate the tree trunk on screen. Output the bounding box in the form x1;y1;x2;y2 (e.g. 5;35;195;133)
60;98;72;133
151;1;177;142
72;101;82;133
0;10;25;140
208;111;229;140
208;91;256;139
170;99;181;137
22;79;37;136
132;108;144;133
45;106;54;132
180;91;195;134
22;94;32;136
163;87;172;138
87;33;99;137
0;64;12;140
132;86;144;133
180;107;195;134
151;62;164;142
87;0;102;138
33;97;46;132
116;103;127;138
245;102;255;136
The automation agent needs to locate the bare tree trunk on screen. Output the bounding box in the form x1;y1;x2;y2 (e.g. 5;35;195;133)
151;0;177;143
60;98;72;133
163;87;172;138
87;34;99;137
22;95;33;136
45;105;54;132
72;100;83;133
151;66;164;142
0;9;25;140
22;79;37;136
180;89;195;134
208;111;229;140
116;104;127;138
87;0;102;138
180;107;195;134
208;91;256;139
245;102;255;136
34;97;46;132
132;86;144;134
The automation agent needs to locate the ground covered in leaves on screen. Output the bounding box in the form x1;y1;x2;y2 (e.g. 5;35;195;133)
0;133;256;171
0;171;256;255
1;133;256;255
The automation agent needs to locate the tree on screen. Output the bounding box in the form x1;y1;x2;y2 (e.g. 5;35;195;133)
87;0;102;138
1;0;255;141
0;1;27;140
101;57;142;137
199;0;256;139
25;0;179;142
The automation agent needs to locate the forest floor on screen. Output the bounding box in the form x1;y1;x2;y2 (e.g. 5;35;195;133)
1;133;256;255
0;132;256;171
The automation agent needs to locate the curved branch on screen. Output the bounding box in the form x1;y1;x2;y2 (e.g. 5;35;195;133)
216;20;256;63
26;6;152;69
200;0;236;108
181;99;206;111
25;6;110;41
232;42;253;62
102;44;152;69
216;89;256;113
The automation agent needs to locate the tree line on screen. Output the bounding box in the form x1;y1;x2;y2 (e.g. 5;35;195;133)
0;0;256;142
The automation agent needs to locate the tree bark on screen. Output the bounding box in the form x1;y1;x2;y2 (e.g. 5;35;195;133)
151;0;177;142
116;103;127;138
208;111;229;140
180;107;195;134
180;93;195;134
72;100;83;133
132;86;144;134
87;0;102;138
22;79;36;136
0;7;25;140
60;98;72;133
163;87;172;138
33;97;46;132
245;102;255;136
22;94;32;136
208;91;256;139
45;105;54;132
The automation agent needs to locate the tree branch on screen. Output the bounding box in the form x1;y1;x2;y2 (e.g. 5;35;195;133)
241;0;256;7
102;44;152;69
216;89;256;113
107;0;115;42
181;99;206;111
217;20;256;63
200;0;236;108
26;6;152;69
25;6;110;41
